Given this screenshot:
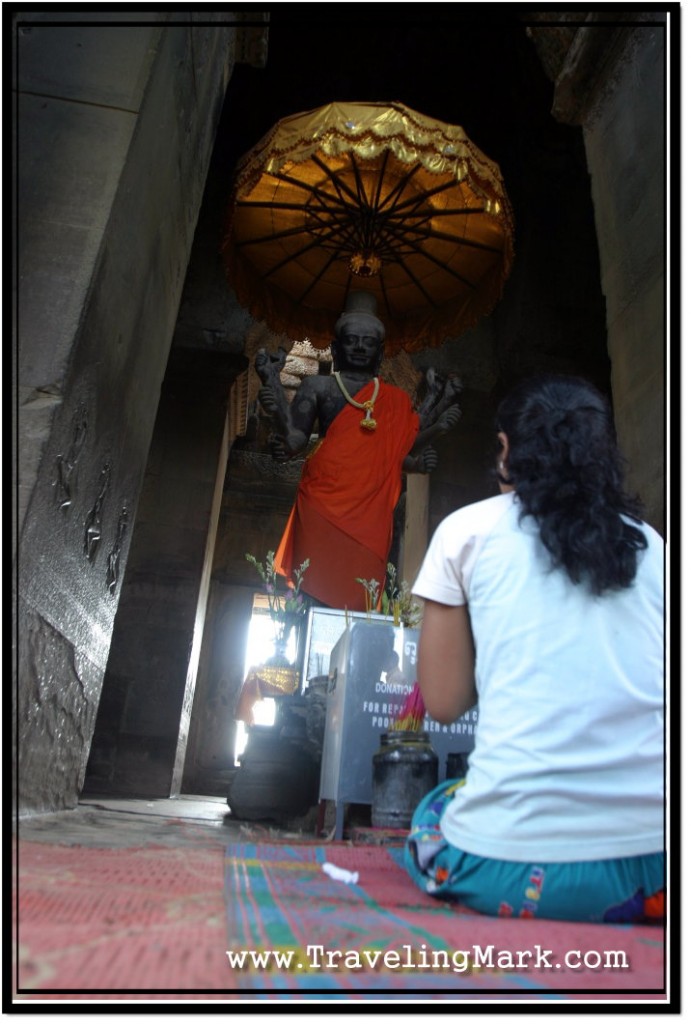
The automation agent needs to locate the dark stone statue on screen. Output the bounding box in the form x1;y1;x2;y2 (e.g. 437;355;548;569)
256;296;462;469
254;292;462;610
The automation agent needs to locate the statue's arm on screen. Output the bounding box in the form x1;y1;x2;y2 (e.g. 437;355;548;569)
255;348;289;428
413;403;462;449
280;377;320;454
416;373;463;440
255;350;318;457
404;373;463;474
403;446;438;474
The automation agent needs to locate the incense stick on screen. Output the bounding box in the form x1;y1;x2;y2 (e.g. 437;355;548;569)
392;682;426;732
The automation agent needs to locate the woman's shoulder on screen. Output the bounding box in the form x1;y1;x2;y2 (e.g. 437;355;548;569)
428;493;517;557
415;493;516;602
440;492;516;532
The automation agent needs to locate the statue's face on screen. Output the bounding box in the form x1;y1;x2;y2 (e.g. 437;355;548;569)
333;315;383;372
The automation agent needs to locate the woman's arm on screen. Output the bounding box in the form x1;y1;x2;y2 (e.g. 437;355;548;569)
416;599;477;723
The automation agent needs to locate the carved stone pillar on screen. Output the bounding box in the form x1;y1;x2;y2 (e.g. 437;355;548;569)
83;349;247;798
401;474;430;589
525;12;667;533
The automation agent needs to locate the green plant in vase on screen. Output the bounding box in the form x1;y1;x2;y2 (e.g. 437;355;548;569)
354;576;382;617
246;550;310;665
381;562;422;628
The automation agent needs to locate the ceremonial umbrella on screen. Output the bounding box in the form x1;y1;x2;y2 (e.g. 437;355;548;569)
222;101;514;354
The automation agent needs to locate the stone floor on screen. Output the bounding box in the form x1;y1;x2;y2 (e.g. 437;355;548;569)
16;793;324;850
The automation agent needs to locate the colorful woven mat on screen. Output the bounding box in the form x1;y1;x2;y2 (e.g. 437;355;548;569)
224;842;666;998
13;839;667;1003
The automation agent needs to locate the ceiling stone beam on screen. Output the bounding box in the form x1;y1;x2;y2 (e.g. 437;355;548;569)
525;12;666;126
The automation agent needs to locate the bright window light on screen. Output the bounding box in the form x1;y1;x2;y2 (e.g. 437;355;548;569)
235;596;299;765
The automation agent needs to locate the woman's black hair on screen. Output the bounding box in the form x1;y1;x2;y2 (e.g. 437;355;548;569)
496;374;648;594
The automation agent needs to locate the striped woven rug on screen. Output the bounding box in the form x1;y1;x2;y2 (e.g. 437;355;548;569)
224;842;667;1000
13;838;667;1004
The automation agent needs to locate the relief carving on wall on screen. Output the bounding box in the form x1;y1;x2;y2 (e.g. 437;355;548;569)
53;408;88;511
83;462;110;562
106;504;129;595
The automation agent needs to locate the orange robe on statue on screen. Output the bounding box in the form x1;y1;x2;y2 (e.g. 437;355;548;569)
275;381;420;611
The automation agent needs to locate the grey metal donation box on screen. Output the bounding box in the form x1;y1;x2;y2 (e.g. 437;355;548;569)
301;607;373;690
319;619;477;837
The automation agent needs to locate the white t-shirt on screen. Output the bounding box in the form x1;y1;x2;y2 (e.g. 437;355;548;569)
413;492;665;862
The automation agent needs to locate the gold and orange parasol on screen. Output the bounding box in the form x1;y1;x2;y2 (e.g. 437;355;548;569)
222;101;514;354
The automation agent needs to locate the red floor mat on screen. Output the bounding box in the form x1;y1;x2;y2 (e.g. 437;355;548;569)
13;839;668;1005
14;841;232;995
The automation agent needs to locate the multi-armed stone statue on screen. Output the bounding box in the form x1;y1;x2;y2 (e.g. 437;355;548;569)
255;292;463;611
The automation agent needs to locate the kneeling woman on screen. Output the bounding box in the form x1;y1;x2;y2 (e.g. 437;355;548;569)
406;374;664;923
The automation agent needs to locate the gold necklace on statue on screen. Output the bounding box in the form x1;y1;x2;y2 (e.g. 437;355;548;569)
334;372;380;431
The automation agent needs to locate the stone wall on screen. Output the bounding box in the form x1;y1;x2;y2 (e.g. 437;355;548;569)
583;26;666;532
181;582;254;796
408;35;612;534
526;14;667;533
83;349;246;798
15;14;244;813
